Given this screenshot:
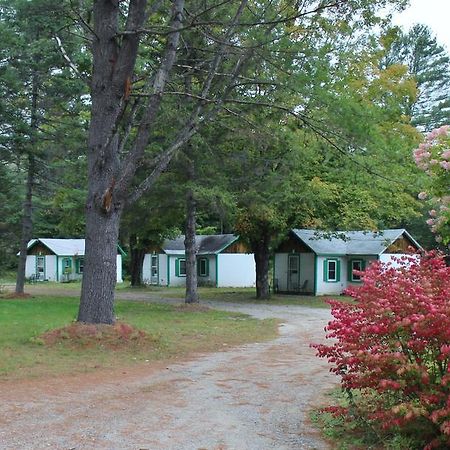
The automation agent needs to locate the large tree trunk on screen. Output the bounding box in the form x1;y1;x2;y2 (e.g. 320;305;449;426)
77;0;125;324
76;0;189;323
15;154;35;294
77;0;152;323
16;69;39;295
185;189;199;303
129;234;146;287
253;234;271;300
78;205;122;323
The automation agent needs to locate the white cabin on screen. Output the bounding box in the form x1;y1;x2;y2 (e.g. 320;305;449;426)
143;234;255;288
274;229;421;296
23;238;124;283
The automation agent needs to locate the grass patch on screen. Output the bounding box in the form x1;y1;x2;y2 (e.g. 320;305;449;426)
120;285;354;308
0;296;277;380
311;389;422;450
10;282;354;308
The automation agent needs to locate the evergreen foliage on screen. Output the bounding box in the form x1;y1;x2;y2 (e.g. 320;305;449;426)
383;24;450;131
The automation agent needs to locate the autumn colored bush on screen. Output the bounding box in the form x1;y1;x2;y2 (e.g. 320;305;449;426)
413;125;450;245
313;253;450;449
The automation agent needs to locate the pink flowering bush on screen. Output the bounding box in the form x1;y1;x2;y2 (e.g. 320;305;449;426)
313;253;450;448
413;125;450;246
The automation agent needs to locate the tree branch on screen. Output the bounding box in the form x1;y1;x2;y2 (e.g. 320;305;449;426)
53;35;88;84
115;0;185;198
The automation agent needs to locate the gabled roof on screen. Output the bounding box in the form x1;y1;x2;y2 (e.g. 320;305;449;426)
162;234;239;255
26;238;126;256
291;229;421;256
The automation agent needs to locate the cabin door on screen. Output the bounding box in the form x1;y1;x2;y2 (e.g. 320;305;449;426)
287;254;299;291
150;255;158;285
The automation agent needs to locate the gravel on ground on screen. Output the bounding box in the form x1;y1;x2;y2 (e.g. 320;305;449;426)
0;290;337;450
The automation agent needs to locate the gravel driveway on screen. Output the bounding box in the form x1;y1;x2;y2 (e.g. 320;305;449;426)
0;296;336;450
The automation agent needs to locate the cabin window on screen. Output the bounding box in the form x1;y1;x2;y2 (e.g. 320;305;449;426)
76;258;84;274
323;258;340;282
175;258;186;277
198;258;209;277
348;259;366;282
62;257;72;274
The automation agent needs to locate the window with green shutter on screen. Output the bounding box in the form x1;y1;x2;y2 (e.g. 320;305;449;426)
348;259;365;282
62;257;72;274
323;258;340;282
76;258;84;274
198;258;209;277
175;258;186;277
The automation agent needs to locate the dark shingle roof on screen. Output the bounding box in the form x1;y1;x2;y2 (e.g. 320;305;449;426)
291;229;421;256
162;234;238;255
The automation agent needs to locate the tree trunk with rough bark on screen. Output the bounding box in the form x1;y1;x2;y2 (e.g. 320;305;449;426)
252;234;271;300
75;0;258;322
15;154;35;294
77;0;185;324
16;70;39;295
184;189;199;303
129;234;146;287
78;208;121;323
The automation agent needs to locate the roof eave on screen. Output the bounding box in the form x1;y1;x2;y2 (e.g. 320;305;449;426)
290;230;317;254
27;239;57;255
214;235;240;254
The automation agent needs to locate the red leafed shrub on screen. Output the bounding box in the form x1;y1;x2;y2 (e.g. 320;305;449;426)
312;253;450;448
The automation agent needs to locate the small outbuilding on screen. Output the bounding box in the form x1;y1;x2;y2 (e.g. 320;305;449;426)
273;229;421;296
23;238;124;283
142;234;255;287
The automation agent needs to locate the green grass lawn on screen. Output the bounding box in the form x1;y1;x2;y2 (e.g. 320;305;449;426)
119;285;352;308
0;296;278;381
6;280;354;307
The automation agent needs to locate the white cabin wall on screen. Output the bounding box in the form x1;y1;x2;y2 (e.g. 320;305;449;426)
25;256;35;278
217;254;255;287
142;254;151;284
25;255;57;281
159;254;168;286
379;253;418;269
316;256;346;296
274;253;288;291
116;255;123;283
45;255;57;281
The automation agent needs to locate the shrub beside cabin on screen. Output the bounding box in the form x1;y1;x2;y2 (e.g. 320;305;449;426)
24;238;124;282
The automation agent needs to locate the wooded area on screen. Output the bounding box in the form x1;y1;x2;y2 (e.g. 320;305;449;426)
1;0;449;323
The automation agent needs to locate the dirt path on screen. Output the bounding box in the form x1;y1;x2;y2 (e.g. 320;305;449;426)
0;295;337;450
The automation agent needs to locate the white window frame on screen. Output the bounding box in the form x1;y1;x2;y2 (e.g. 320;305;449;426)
178;258;186;276
327;259;338;282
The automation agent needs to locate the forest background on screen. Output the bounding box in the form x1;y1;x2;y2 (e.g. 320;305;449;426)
1;0;449;315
